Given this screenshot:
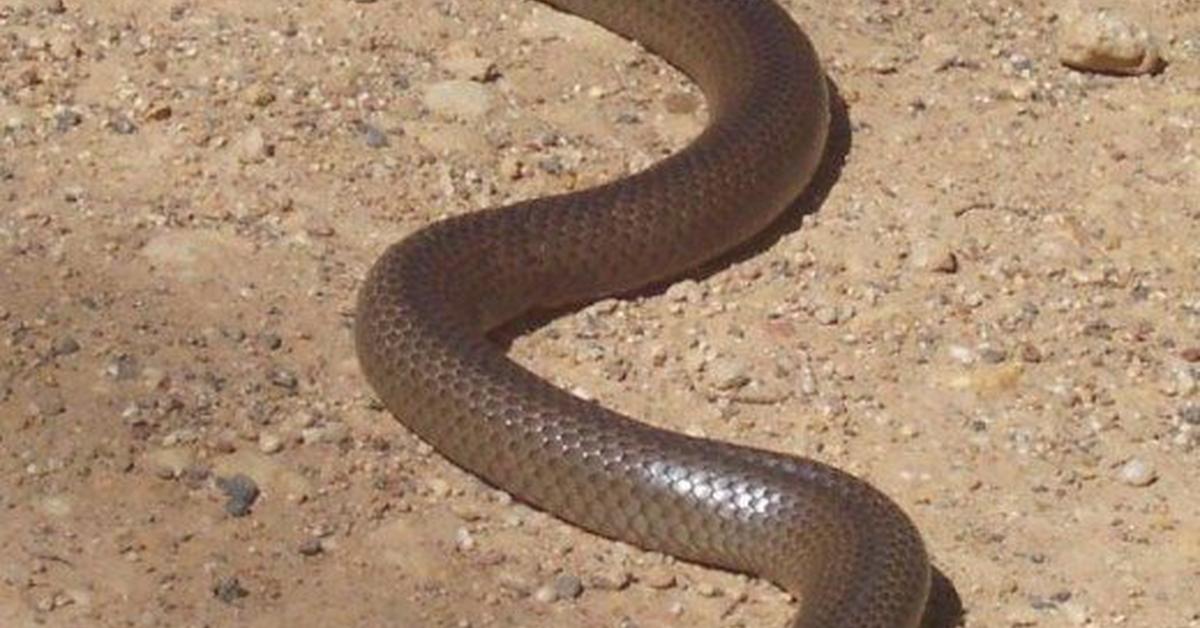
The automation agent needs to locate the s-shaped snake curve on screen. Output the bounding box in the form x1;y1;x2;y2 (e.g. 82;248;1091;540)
356;1;931;626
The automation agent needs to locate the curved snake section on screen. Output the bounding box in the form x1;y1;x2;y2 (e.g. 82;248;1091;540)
355;1;931;626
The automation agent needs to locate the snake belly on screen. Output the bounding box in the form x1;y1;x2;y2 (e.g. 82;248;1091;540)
355;1;932;626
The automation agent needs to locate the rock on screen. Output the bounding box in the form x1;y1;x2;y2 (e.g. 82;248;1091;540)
813;305;839;326
639;566;676;589
1116;457;1156;487
585;566;631;591
48;34;77;60
912;241;958;273
108;114;137;135
947;344;976;365
103;355;139;381
257;433;283;454
243;85;275;108
144;448;193;479
454;527;475;551
216;473;260;517
1059;8;1165;75
551;574;583;600
298;538;323;556
54;108;82;132
146;104;172;121
532;584;559;603
235;127;273;164
268;368;298;391
212;576;248;603
978;345;1008;364
362;123;389;148
300;421;349;445
708;357;750;391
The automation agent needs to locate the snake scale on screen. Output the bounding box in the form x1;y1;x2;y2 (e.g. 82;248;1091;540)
355;1;931;626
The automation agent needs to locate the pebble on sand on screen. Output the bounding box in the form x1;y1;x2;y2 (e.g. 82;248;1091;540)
212;576;249;603
1058;8;1165;76
1116;457;1157;487
216;473;261;516
235;127;274;164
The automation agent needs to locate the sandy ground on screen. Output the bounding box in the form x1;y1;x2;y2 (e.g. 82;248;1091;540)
2;0;1198;626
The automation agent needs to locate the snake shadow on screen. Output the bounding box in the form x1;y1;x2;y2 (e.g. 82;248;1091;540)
492;80;965;628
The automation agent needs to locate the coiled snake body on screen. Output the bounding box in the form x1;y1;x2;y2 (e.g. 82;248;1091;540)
356;1;931;626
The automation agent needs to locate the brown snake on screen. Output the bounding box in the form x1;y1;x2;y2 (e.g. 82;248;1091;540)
355;1;931;626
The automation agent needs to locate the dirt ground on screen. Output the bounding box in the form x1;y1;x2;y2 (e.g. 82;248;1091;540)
2;0;1198;626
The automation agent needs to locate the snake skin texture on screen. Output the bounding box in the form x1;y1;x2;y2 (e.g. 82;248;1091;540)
355;1;931;626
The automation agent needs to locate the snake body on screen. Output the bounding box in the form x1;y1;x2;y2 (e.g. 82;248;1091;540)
356;1;931;626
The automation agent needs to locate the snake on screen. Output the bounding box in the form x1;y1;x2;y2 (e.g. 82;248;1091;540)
355;1;931;626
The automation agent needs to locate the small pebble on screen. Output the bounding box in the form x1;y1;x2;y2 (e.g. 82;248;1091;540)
709;357;750;391
1059;8;1165;75
586;566;631;591
106;354;139;380
532;585;559;603
258;333;283;350
551;574;583;600
978;346;1008;364
912;242;958;273
1116;458;1157;487
298;538;323;556
454;527;475;551
212;576;248;603
363;123;389;148
51;336;80;357
235;127;274;164
269;369;298;391
216;473;260;517
258;433;283;454
301;422;349;445
146;104;172;121
108;114;137;135
54;108;82;132
243;85;275;108
639;567;676;589
813;305;840;326
947;344;976;365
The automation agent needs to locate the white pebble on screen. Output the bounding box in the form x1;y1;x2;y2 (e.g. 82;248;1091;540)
1116;457;1157;487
